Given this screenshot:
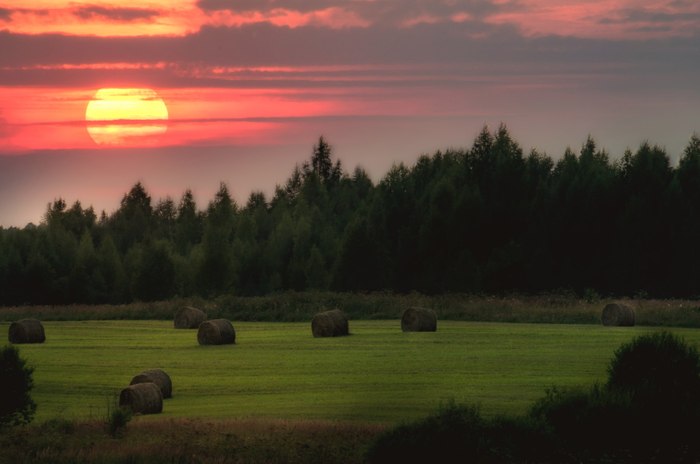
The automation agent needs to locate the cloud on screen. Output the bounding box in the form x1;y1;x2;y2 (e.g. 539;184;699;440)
4;1;700;39
204;7;370;29
485;0;700;39
197;0;500;28
1;20;698;69
0;3;194;36
73;6;160;22
597;7;700;26
198;0;327;14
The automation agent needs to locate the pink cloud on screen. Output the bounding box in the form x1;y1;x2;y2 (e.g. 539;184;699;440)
486;0;700;39
206;7;370;29
0;4;198;36
2;0;700;40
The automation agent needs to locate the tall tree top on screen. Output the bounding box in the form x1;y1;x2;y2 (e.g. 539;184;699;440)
309;136;342;186
120;182;152;216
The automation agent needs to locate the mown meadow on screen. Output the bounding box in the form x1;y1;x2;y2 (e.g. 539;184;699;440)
5;319;699;423
4;296;700;463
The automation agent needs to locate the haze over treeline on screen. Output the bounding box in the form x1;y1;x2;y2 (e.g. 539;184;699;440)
2;125;700;305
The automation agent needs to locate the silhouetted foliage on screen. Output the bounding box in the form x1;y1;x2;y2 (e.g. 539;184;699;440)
607;331;700;419
3;127;700;303
0;345;36;428
369;332;700;463
366;401;558;464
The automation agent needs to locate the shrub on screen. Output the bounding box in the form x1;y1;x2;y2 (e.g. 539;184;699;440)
486;415;558;463
607;331;700;409
365;401;490;464
0;345;36;428
366;400;561;464
528;385;633;461
605;331;700;460
529;332;700;462
368;333;700;464
106;393;132;438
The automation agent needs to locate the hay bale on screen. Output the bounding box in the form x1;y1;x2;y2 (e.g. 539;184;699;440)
602;303;635;327
197;319;236;345
8;319;46;344
119;382;163;415
311;309;349;337
174;306;207;329
130;369;172;399
401;307;437;332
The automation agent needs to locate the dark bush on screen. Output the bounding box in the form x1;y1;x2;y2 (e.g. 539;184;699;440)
607;331;700;409
605;331;700;460
529;332;700;462
486;415;560;464
529;385;633;462
365;402;490;464
0;345;36;428
368;333;700;464
366;401;558;464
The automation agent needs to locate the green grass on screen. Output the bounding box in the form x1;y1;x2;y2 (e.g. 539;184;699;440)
5;320;700;425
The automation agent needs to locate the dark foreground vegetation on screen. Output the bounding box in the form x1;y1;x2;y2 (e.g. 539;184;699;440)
0;417;384;464
3;126;700;305
2;331;699;463
368;331;700;463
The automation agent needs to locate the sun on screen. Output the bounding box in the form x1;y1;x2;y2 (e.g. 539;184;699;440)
85;88;169;145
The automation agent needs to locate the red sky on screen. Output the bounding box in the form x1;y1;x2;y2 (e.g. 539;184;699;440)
1;0;700;226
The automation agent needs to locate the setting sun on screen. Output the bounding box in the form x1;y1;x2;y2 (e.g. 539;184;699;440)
85;88;169;145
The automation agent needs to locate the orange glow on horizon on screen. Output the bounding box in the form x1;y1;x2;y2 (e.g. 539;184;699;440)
0;83;478;153
85;88;169;146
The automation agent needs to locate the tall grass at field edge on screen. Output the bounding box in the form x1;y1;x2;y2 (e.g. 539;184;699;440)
2;292;700;327
0;417;385;464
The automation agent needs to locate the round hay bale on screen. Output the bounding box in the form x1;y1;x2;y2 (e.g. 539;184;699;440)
401;307;437;332
174;306;207;329
197;319;236;345
130;368;172;399
8;319;46;344
311;309;349;337
119;382;163;415
602;303;635;327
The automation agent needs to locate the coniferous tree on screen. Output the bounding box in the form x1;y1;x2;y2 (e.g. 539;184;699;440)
174;189;202;254
110;182;153;252
133;239;177;301
198;183;237;296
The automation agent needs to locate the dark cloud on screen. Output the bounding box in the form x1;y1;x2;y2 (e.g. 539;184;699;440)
1;21;698;67
198;0;327;13
198;0;505;26
0;21;533;68
0;18;699;98
0;8;11;20
598;9;700;25
73;6;160;22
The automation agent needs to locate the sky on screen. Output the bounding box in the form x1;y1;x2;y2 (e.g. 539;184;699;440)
1;0;699;227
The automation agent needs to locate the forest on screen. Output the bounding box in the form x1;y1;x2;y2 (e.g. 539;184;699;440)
2;124;700;305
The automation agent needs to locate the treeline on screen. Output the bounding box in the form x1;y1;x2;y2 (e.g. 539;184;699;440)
2;125;700;305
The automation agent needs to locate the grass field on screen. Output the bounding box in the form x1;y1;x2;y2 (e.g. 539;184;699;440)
5;320;699;425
